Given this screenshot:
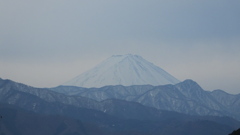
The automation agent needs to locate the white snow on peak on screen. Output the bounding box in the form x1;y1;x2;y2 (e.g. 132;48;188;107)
63;54;180;88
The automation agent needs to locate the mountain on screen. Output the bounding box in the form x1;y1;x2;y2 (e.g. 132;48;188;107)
1;78;239;135
63;54;180;87
210;90;240;120
54;80;240;120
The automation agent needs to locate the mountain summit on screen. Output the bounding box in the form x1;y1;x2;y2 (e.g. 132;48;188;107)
64;54;180;88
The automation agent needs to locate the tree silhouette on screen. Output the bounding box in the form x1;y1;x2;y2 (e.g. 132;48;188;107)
229;128;240;135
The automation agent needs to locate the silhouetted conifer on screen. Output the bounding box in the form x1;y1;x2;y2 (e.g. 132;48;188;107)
229;128;240;135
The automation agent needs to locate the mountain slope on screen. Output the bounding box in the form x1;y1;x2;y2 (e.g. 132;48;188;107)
0;103;236;135
136;80;226;116
0;103;104;135
210;90;240;120
64;54;180;87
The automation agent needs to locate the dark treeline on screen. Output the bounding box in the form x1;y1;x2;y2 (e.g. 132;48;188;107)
229;128;240;135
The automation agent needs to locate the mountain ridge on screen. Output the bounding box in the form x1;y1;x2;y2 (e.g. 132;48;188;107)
54;79;240;120
4;76;236;119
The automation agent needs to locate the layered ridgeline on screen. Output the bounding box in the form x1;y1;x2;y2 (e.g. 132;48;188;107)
0;78;239;135
64;54;180;87
55;80;240;120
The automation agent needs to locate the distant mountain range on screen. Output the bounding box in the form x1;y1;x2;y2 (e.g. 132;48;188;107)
54;79;240;120
1;54;239;134
0;78;240;135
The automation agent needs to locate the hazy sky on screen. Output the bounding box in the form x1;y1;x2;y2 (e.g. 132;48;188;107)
1;0;240;94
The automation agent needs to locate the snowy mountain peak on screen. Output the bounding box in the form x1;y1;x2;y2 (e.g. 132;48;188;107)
63;54;180;88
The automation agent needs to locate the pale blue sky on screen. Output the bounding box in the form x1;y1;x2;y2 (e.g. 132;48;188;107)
0;0;240;93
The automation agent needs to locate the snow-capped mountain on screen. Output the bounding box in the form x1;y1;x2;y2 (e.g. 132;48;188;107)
64;54;180;88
